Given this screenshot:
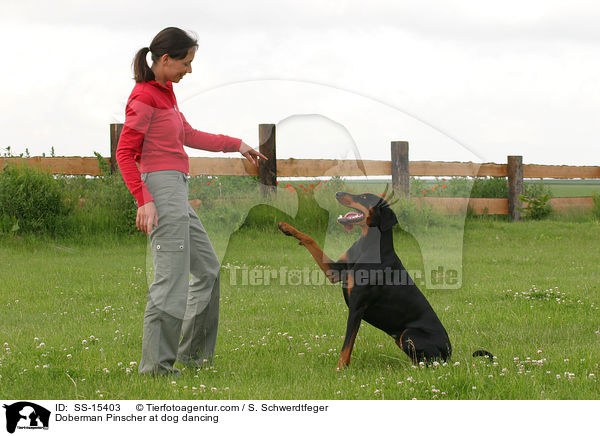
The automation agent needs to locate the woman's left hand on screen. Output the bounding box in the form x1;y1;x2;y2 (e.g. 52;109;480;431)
239;141;267;167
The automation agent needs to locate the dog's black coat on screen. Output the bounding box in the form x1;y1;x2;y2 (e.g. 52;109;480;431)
330;193;452;364
279;192;493;369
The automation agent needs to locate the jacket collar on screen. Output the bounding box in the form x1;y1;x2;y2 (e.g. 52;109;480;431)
147;80;173;91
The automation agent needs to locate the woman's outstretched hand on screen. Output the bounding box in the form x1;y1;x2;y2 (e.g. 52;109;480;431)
137;201;158;235
239;141;267;167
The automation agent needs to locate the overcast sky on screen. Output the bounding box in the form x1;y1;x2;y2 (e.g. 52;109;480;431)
2;0;600;167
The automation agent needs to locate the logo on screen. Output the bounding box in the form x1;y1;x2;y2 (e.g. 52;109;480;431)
2;402;50;434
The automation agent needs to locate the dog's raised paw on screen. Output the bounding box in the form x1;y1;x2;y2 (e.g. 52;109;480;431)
277;222;295;236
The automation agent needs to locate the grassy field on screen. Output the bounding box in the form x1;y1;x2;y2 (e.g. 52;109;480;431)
1;214;599;400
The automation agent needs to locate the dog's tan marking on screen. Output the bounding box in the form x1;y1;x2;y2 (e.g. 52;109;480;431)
278;222;341;283
336;329;359;371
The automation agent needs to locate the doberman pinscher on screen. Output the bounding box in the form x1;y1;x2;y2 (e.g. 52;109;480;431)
278;192;491;370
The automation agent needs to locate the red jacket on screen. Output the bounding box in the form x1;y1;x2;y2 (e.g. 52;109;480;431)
116;80;241;206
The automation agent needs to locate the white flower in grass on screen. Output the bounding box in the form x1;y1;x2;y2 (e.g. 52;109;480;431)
66;354;72;359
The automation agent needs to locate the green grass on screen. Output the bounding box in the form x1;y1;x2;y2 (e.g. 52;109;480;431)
1;217;599;400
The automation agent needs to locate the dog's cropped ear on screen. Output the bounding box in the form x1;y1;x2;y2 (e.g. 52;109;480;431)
368;202;398;232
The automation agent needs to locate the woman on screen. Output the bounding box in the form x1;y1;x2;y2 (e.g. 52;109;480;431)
116;27;265;376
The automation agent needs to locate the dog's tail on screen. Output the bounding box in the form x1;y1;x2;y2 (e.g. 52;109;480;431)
472;349;494;361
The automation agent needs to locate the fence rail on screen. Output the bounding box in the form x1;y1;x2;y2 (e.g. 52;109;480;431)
1;122;599;220
3;156;599;179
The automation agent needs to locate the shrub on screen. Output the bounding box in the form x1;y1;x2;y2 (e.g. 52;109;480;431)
188;175;260;205
517;182;553;220
0;164;71;234
524;181;553;198
518;194;552;220
59;179;138;236
470;177;508;198
415;177;507;198
592;193;600;220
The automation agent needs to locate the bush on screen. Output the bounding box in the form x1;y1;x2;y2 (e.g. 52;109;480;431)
189;175;260;205
58;174;138;236
524;181;553;198
592;193;600;220
0;164;71;234
517;182;553;220
471;177;508;198
518;194;552;220
415;177;507;198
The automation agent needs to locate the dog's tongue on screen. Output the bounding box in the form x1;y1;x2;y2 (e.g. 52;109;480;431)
339;211;361;231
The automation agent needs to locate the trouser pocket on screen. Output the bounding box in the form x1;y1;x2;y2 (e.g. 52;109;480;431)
151;237;186;278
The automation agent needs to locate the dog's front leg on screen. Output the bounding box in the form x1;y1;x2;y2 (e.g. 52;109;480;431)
278;222;342;283
336;307;365;371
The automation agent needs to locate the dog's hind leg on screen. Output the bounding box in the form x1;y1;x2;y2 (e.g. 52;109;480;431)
396;328;450;364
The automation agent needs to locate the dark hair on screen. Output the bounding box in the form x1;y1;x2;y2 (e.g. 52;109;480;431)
132;27;198;83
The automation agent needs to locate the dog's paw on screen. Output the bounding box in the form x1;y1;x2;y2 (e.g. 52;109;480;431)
335;358;349;372
277;222;296;237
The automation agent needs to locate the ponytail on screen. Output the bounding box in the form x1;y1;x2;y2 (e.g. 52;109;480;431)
131;27;198;83
133;47;155;83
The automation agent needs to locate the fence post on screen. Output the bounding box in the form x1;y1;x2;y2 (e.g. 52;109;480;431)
258;124;277;197
507;155;523;221
391;141;410;198
110;123;123;174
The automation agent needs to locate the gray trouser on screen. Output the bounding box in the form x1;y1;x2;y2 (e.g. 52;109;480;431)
139;170;220;375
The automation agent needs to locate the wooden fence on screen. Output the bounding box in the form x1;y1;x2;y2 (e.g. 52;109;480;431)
1;123;599;220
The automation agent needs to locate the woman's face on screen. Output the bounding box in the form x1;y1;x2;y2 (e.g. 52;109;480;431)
159;47;196;83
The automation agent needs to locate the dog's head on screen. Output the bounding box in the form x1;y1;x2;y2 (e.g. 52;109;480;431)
335;192;398;232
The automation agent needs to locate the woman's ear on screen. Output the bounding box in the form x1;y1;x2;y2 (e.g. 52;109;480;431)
158;53;170;65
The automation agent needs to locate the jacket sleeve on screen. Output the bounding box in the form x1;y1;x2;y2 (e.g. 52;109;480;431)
116;92;155;207
180;112;242;153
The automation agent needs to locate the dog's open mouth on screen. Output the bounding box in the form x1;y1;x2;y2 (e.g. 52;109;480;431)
337;210;364;231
